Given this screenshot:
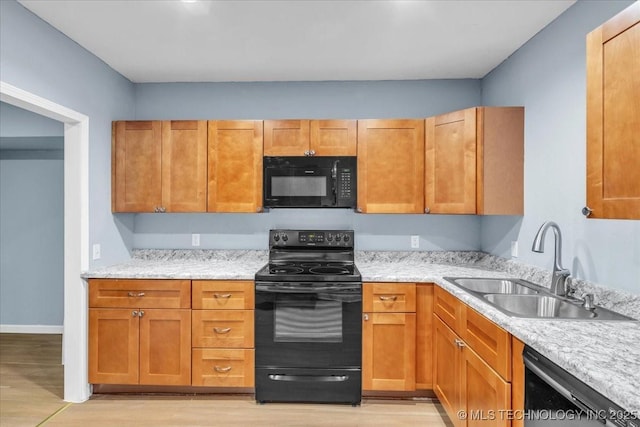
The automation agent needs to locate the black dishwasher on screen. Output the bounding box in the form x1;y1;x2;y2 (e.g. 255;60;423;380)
523;346;638;427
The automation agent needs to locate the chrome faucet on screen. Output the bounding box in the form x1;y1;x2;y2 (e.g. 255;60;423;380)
531;221;570;296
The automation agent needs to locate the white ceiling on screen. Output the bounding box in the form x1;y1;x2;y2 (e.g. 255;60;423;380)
18;0;576;83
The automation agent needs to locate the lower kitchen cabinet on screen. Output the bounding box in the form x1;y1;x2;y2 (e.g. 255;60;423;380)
89;308;192;385
88;279;192;386
433;287;513;427
362;282;417;391
191;280;255;388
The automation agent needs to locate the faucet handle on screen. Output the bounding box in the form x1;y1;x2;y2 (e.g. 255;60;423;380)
582;293;595;310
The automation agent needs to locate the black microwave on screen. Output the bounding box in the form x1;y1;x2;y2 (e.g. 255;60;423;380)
263;156;357;208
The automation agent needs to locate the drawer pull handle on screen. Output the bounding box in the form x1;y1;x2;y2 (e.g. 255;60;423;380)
379;295;397;302
214;327;232;334
213;293;232;299
214;366;232;373
454;338;466;348
127;292;145;297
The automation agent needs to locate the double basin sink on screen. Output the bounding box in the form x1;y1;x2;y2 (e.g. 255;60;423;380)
443;277;635;321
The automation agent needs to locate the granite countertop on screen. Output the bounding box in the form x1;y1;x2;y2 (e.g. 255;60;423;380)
83;249;640;414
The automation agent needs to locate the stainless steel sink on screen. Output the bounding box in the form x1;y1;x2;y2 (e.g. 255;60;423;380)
444;277;635;321
451;278;538;295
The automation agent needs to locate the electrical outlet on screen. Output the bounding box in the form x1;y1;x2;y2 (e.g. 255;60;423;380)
411;235;420;249
511;241;519;258
92;244;101;260
192;233;201;247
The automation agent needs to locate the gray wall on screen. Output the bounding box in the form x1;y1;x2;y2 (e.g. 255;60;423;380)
132;79;484;251
0;102;65;327
480;0;639;293
0;0;136;270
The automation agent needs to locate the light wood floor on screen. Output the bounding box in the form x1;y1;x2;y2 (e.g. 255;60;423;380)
1;334;451;426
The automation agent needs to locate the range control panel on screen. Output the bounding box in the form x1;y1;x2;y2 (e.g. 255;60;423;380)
269;229;354;248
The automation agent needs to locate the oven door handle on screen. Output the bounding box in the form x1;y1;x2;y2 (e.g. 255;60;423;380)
268;374;349;383
524;355;598;416
255;283;360;294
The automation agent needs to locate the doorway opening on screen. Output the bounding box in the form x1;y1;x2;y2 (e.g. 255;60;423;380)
1;81;91;402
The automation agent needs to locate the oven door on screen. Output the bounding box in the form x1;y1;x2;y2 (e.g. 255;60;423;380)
255;282;362;368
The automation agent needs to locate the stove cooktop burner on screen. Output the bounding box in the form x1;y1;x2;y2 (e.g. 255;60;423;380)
309;266;349;275
269;266;304;274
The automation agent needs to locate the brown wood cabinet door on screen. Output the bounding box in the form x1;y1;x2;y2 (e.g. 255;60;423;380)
433;315;463;427
138;309;191;386
463;346;511;427
425;108;477;214
463;306;511;381
587;3;640;219
161;120;207;212
263;120;310;156
208;121;263;213
511;337;525;427
357;119;425;213
112;121;162;212
415;284;433;390
88;308;139;384
362;312;416;391
309;119;357;156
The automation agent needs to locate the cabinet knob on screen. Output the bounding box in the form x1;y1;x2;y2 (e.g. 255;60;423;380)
304;150;310;156
256;207;263;213
309;150;315;156
214;366;232;373
379;295;398;302
454;338;466;348
139;310;144;317
363;314;369;321
213;293;232;299
159;206;166;213
213;327;232;334
132;310;138;317
356;207;363;213
582;206;593;217
128;292;145;297
425;207;431;214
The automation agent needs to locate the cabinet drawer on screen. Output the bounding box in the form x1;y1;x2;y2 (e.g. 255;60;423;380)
89;279;191;309
364;283;416;312
192;281;254;310
192;310;254;348
463;306;511;381
192;349;254;387
433;286;463;334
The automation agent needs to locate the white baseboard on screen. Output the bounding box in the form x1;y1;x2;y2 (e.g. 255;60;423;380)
0;324;64;334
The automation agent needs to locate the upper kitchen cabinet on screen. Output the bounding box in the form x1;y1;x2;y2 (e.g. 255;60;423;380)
425;107;524;215
264;119;357;156
112;120;207;213
207;120;264;213
586;2;640;220
357;119;425;213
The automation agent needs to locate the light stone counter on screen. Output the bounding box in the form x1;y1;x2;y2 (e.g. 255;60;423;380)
83;249;640;414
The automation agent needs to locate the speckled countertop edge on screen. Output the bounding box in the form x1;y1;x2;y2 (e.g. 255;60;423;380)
82;249;640;413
